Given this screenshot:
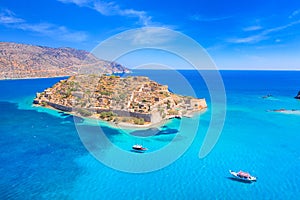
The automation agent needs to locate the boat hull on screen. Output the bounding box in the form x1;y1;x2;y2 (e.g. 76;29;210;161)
132;145;148;152
229;170;257;182
132;147;147;151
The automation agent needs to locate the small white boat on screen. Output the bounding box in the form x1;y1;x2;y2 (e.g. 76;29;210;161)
132;144;147;151
229;170;257;182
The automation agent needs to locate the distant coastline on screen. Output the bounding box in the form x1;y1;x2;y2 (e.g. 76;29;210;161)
2;69;300;81
0;42;130;80
0;75;70;81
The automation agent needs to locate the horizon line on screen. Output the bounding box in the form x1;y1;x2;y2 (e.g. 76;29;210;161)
129;68;300;71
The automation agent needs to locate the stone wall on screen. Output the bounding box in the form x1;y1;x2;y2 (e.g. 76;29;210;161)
92;108;153;122
34;100;166;123
46;101;72;112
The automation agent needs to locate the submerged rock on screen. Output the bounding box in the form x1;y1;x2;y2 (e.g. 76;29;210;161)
295;91;300;99
262;94;273;99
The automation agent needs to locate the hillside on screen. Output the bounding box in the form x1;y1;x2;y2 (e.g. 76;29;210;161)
0;42;129;79
33;74;207;125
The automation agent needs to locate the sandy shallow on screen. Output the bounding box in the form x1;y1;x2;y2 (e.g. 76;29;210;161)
110;120;169;130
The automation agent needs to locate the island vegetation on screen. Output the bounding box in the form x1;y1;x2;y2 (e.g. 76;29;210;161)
33;74;207;127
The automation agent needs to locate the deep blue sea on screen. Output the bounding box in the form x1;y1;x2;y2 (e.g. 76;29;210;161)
1;70;300;199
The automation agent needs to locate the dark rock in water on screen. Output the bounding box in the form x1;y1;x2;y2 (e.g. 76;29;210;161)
262;94;273;99
32;99;40;104
295;91;300;99
273;108;286;112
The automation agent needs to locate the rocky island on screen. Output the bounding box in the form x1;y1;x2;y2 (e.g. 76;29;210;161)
33;74;207;127
295;91;300;99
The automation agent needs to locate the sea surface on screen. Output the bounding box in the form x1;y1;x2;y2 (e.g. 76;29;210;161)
1;70;300;199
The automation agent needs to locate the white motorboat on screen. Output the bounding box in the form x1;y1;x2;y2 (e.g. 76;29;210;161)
132;144;147;151
229;170;257;182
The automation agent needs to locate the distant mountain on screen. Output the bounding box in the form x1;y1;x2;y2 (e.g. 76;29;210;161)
0;42;130;79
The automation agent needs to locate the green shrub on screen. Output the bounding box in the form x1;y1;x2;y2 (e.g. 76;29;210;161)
133;118;145;125
41;101;47;106
138;118;145;125
77;108;92;117
99;111;116;119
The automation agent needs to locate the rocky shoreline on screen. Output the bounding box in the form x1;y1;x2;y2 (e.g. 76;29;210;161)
295;91;300;99
33;74;207;127
35;102;207;130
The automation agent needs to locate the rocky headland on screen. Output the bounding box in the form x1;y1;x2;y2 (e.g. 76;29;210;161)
271;108;300;115
0;42;129;79
295;91;300;99
33;74;207;127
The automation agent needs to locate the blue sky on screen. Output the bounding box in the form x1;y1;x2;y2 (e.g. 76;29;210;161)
1;0;300;69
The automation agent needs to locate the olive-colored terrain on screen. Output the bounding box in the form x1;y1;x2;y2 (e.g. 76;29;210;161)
34;74;207;125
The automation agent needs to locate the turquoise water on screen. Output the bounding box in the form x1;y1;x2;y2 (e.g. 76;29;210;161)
0;71;300;199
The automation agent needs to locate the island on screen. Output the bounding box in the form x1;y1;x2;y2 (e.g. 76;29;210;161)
33;74;207;127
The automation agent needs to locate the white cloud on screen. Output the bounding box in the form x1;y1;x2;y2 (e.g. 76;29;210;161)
120;28;179;46
229;20;300;44
93;1;117;15
0;9;88;42
275;39;281;43
188;14;231;22
130;28;174;45
93;1;151;25
17;23;88;42
58;0;152;26
289;9;300;18
0;9;24;24
229;34;268;44
243;25;263;31
120;9;152;26
57;0;90;6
